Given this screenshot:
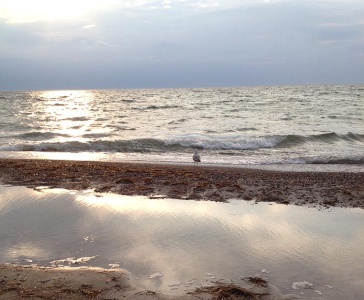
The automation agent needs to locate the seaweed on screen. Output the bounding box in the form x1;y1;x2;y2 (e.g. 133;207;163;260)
192;283;268;300
244;277;268;288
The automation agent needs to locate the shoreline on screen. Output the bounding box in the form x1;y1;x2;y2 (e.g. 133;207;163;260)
0;264;296;300
0;158;363;209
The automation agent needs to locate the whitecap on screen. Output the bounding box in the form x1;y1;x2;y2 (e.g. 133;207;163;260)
292;281;313;290
149;272;163;279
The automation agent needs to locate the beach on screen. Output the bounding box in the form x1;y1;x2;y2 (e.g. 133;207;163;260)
0;158;363;209
0;159;364;299
0;264;293;300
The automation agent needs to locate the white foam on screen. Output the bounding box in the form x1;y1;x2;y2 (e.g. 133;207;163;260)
292;281;313;290
50;256;97;266
149;272;163;279
166;134;283;151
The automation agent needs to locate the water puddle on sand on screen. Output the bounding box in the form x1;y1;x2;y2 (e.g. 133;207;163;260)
0;184;364;299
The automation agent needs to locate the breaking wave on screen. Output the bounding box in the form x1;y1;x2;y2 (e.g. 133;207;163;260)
276;132;364;147
310;157;364;165
1;132;363;154
0;136;285;153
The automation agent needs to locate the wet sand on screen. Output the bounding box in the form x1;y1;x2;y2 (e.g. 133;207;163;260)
0;158;363;209
1;158;363;299
0;264;297;300
0;264;197;300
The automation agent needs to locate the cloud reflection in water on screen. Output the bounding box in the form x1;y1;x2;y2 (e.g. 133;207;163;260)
0;185;363;298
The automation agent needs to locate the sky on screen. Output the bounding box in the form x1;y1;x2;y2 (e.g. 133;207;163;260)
0;0;363;91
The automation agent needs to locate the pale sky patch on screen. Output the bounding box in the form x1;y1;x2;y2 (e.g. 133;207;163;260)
83;24;96;29
192;2;219;9
318;22;361;28
321;40;340;44
162;0;171;9
0;0;119;23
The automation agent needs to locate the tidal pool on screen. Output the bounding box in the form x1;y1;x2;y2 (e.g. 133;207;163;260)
0;184;363;299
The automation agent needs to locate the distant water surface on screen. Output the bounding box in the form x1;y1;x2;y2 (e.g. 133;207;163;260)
0;85;363;167
0;185;363;299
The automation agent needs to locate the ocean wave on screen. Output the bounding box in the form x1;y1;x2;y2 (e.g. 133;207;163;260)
0;136;279;153
165;135;283;150
4;132;71;140
1;132;363;154
132;104;180;111
164;132;364;150
0;141;92;152
310;157;364;165
62;116;90;121
276;132;364;147
146;105;180;110
0;139;169;153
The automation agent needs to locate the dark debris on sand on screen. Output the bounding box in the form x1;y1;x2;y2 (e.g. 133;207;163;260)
0;159;363;209
192;283;268;300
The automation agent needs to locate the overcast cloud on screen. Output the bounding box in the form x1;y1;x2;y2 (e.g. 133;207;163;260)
0;0;363;90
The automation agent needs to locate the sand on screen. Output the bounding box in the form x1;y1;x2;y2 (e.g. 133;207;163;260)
0;264;303;300
0;264;196;300
0;158;363;209
0;158;363;299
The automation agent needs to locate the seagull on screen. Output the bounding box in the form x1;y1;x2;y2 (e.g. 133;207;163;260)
193;149;201;164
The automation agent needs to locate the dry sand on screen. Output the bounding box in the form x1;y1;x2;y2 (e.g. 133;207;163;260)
0;158;363;209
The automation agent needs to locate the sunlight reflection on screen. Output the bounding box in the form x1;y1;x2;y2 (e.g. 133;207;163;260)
34;90;95;140
6;242;49;260
1;184;364;298
75;194;194;216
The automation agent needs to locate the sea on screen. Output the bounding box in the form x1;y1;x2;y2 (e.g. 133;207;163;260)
0;84;363;171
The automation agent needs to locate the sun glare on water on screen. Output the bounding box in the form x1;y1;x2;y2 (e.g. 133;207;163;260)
39;90;93;122
0;0;116;23
35;90;95;139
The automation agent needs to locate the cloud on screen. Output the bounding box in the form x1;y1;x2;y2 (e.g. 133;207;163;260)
83;24;96;29
0;0;363;90
0;0;120;23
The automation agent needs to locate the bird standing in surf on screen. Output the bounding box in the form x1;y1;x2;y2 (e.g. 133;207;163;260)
193;150;201;164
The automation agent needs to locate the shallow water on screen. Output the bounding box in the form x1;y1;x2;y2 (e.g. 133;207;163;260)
0;185;364;299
